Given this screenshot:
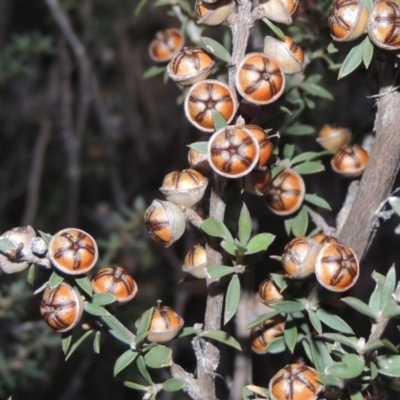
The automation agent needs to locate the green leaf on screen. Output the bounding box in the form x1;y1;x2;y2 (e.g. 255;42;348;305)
290;151;319;165
93;331;101;354
179;327;196;337
27;264;35;285
284;217;292;236
271;165;285;180
382;338;399;354
200;330;241;351
48;271;64;289
136;307;154;347
327;42;339;53
65;330;94;360
291;206;308;237
284;316;298;353
114;350;139;376
299;82;333;100
304;194;332;210
245;233;275;255
61;332;73;355
325;354;365;379
370;361;378;379
364;339;384;353
75;275;93;296
92;293;117;306
244;310;280;331
320;333;358;349
101;316;134;346
317;373;343;388
271;301;304;314
293;161;324;174
134;0;148;16
137;355;154;384
316;309;354;334
285;124;315;136
341;297;378;320
363;0;374;12
309;340;332;372
206;265;234;279
144;345;172;368
0;237;15;252
200;37;231;63
283;144;295;160
361;36;374;68
377;355;400;377
201;218;233;241
307;310;322;335
369;271;385;314
238;203;251;246
38;230;52;244
212;110;227;131
163;378;185;392
143;65;165;79
84;303;110;317
224;275;241;325
262;18;285;40
221;240;237;257
381;265;396;311
314;340;334;370
266;336;286;353
124;381;148;391
383;303;400;318
187;141;208;154
338;42;363;80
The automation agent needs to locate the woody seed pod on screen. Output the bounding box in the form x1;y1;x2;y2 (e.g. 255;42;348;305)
236;53;285;105
244;169;272;196
263;36;304;74
258;278;284;305
316;124;352;151
328;0;369;42
368;0;400;50
331;144;369;177
182;244;207;278
184;80;237;132
195;0;236;26
167;47;215;86
250;316;285;354
144;200;186;247
245;125;274;169
259;0;299;25
149;28;184;62
160;169;208;208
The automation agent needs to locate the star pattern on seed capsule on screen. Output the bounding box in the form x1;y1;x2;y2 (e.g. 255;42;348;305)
266;172;301;212
328;0;359;36
170;47;204;74
373;0;400;48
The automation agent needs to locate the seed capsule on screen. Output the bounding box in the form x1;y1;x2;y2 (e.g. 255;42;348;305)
91;266;138;304
269;363;322;400
250;316;285;354
144;200;186;248
315;242;360;292
184;80;237;132
258;278;284;305
259;0;299;25
316;124;352;151
245;125;274;169
236;53;285;105
331;144;369;177
40;282;83;332
207;125;260;178
264;169;305;216
182;244;207;278
244;169;272;196
195;0;236;26
48;228;98;275
149;28;185;62
167;46;215;86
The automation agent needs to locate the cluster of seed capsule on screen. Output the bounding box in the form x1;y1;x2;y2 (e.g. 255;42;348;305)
0;226;185;341
317;124;369;178
328;0;400;51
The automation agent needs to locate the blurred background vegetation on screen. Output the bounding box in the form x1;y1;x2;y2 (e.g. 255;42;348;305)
1;0;400;399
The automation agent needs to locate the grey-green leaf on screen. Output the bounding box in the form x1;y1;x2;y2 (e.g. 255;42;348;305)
284;316;298;353
283;144;295;160
200;37;231;63
206;265;234;279
84;303;110;317
144;345;172;368
338;42;363;80
75;275;93;296
361;36;374;68
114;350;139;376
136;307;154;347
143;65;165;79
320;333;358;349
221;240;237;257
92;293;117;306
137;355;154;384
61;332;73;355
291;206;308;237
65;330;94;360
163;378;185;392
244;310;280;331
48;271;64;289
201;218;233;241
224;275;241;325
262;18;285;40
369;271;385;314
245;233;275;255
381;265;396;311
124;381;148;391
271;300;304;314
307;310;322;334
316;308;354;334
238;203;252;246
341;297;377;320
212;110;228;131
293;161;324;175
325;354;365;379
27;264;35;285
285;124;315;136
376;355;400;377
304;194;332;210
188;141;208;154
266;336;286;353
93;331;101;354
200;330;241;351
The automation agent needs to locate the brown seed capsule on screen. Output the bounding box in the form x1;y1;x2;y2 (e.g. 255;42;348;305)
258;278;284;305
207;125;260;178
244;169;273;196
311;233;340;247
182;244;207;278
263;36;304;74
250;316;285;354
316;124;352;151
315;242;360;292
282;237;319;279
91;266;138;304
259;0;299;25
195;0;236;26
144;200;186;248
48;228;98;275
0;226;36;274
188;147;211;175
167;47;215;86
331;144;369;178
236;53;285;105
184;80;237;132
149;28;185;62
328;0;369;42
368;0;400;50
160;169;208;208
264;169;305;216
137;304;184;343
245;125;274;169
269;363;322;400
40;283;83;332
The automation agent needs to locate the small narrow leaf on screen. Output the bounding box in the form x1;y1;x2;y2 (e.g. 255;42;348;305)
101;316;134;346
244;310;280;331
27;264;35;285
179;327;196;337
290;152;319;165
92;293;117;306
206;265;235;279
75;275;93;296
381;265;396;311
163;378;185;392
341;297;377;320
201;218;233;241
284;316;298;353
200;37;231;62
221;240;237;257
285;124;315;136
124;381;148;391
137;355;154;384
316;309;354;334
238;203;252;246
114;350;139;376
144;345;172;368
361;36;374;68
304;194;332;210
320;333;358;349
299;82;333;100
271;301;304;314
283;144;295;160
245;233;275;255
143;65;165;79
134;0;148;16
307;310;322;334
212;110;227;131
338;42;363;80
327;42;339;53
61;332;73;355
369;271;385;314
383;303;400;318
377;355;400;377
65;330;94;360
266;336;286;353
84;303;110;317
49;271;63;289
187;141;208;154
93;331;101;354
224;275;241;325
291;206;309;237
136;307;154;347
284;217;292;236
262;18;285;40
38;230;53;244
293;161;324;175
200;330;241;351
